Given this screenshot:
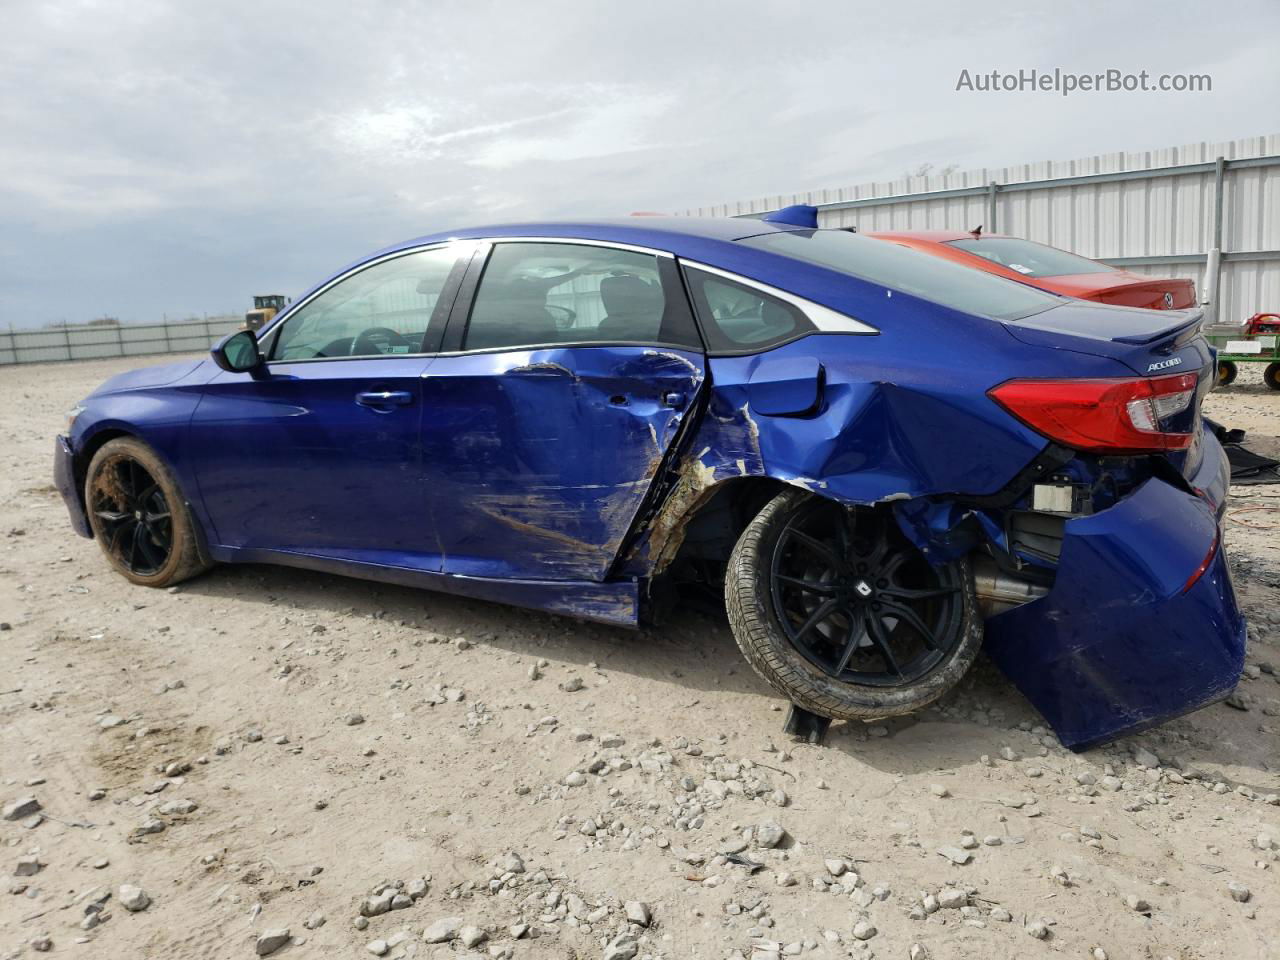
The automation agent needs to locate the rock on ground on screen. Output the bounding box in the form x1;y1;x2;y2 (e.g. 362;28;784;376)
255;928;291;956
117;884;150;912
422;917;462;943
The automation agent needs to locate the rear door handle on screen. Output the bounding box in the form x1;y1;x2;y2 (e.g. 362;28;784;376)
355;390;414;408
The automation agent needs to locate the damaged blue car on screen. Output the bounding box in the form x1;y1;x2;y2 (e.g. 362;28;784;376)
54;209;1245;750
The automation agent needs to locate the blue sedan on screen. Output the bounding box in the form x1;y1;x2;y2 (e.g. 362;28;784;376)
53;208;1245;749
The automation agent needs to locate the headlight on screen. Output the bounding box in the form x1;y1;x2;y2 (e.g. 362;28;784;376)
65;404;86;434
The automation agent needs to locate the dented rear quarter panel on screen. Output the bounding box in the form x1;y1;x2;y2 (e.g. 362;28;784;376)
624;305;1134;577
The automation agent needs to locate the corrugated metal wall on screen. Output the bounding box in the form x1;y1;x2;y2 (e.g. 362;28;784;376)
0;316;243;365
687;133;1280;326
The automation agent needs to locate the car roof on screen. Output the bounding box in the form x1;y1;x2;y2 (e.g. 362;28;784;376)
379;216;805;258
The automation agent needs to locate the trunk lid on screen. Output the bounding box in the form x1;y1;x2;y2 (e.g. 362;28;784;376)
1002;301;1213;480
1004;300;1205;365
1053;272;1197;310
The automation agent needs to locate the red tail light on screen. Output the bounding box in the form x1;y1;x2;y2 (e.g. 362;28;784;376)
989;373;1197;453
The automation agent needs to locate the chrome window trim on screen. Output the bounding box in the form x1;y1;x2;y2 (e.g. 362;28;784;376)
261;353;436;366
679;260;879;335
479;236;676;258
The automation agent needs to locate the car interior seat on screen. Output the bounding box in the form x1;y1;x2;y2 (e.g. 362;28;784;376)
597;274;664;341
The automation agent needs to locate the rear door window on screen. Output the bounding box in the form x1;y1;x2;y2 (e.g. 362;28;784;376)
461;242;699;351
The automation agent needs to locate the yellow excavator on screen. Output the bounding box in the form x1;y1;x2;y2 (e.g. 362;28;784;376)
243;294;288;331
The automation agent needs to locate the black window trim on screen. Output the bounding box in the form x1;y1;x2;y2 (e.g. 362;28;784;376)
438;237;705;356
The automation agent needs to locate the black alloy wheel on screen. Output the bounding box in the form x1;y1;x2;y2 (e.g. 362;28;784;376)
90;455;174;577
767;498;965;687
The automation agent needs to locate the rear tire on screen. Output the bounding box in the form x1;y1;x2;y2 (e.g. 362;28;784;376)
85;437;211;588
1264;362;1280;391
1216;360;1238;387
725;489;982;720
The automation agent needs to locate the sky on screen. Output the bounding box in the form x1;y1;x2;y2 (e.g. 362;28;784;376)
2;0;1277;328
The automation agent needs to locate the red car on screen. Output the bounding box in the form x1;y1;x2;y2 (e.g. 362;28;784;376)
867;230;1197;310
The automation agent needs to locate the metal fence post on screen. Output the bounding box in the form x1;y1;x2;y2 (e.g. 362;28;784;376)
1204;155;1227;324
987;181;998;233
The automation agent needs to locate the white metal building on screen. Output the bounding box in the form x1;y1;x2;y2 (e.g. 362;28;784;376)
687;133;1280;327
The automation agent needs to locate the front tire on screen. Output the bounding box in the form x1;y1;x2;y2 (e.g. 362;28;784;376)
85;437;211;588
725;490;982;720
1216;360;1238;387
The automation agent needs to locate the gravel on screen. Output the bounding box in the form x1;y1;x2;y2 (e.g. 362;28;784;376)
936;845;973;865
755;821;787;848
2;796;41;821
458;924;488;947
117;884;151;912
255;928;291;956
624;900;652;926
603;934;640;960
422;917;463;943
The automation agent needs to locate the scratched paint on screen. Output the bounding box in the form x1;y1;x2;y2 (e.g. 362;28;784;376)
418;344;706;581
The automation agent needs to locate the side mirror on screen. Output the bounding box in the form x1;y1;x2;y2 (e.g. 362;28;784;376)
211;330;264;373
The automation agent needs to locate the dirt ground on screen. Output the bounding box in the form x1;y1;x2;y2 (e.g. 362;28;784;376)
2;355;1278;960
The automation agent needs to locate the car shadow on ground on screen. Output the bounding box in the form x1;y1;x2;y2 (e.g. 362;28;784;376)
176;559;1277;785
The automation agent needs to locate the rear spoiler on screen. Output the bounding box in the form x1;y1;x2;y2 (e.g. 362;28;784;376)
1111;308;1204;346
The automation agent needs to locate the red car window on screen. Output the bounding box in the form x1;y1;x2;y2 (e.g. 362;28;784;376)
947;237;1115;278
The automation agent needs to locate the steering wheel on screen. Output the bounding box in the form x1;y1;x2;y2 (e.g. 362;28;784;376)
349;326;411;356
545;304;577;330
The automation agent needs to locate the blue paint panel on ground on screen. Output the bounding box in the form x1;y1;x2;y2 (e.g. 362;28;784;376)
984;477;1245;750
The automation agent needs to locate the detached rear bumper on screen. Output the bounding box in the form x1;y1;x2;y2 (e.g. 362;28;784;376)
983;476;1245;751
54;435;92;539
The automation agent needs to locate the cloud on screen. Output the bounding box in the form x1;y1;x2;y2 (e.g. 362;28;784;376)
1;0;1277;325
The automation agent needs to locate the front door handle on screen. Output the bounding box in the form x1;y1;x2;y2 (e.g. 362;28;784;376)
662;391;686;409
355;390;414;409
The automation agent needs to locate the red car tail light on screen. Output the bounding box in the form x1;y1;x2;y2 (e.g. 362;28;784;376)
988;372;1197;453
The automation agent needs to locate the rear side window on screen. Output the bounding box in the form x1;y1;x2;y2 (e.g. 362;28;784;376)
463;242;699;351
740;230;1063;322
947;237;1115;278
684;267;812;352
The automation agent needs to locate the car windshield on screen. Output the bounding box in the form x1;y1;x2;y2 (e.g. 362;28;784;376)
946;236;1116;277
740;230;1062;321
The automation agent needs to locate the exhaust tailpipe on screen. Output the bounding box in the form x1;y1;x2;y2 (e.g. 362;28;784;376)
973;555;1049;618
